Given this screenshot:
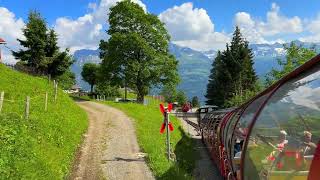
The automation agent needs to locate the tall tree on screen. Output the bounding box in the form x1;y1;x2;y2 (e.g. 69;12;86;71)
56;70;76;90
160;84;178;103
12;11;73;77
99;0;179;104
81;63;99;93
266;42;317;85
191;96;200;107
206;27;257;107
176;90;187;106
12;11;47;73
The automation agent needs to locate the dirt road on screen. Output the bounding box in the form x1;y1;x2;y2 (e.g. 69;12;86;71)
70;101;154;180
179;116;223;180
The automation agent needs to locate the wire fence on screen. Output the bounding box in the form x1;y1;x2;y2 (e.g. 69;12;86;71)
0;79;59;119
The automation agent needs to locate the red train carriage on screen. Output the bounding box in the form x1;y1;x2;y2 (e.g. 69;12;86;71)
200;54;320;180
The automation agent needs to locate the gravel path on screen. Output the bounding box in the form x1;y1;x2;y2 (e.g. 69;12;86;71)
178;115;223;180
70;101;154;180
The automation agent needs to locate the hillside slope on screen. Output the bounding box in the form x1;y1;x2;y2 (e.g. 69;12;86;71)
0;64;88;179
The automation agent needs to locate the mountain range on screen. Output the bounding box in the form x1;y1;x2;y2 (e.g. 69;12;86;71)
71;40;320;104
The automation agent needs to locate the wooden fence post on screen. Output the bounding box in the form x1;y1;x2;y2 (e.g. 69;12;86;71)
45;92;48;111
25;96;30;119
54;82;58;102
0;91;4;113
48;74;51;83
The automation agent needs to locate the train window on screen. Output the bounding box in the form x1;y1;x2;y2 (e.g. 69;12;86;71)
218;112;233;146
231;92;272;175
226;109;243;166
243;64;320;180
223;111;238;147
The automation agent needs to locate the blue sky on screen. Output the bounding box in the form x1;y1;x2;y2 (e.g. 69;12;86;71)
1;0;320;63
2;0;320;32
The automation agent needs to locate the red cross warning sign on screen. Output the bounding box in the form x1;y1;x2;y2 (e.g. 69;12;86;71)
159;103;174;134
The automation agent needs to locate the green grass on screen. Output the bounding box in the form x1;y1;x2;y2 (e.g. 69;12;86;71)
0;64;88;179
99;99;199;180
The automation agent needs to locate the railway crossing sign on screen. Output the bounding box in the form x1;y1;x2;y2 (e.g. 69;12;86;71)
159;103;174;161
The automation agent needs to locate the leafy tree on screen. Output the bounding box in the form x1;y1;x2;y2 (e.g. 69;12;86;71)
226;81;262;107
81;63;99;93
45;29;59;57
160;84;178;103
12;11;73;77
95;82;121;98
191;96;200;107
55;70;75;90
12;11;47;73
266;42;317;85
45;30;73;78
176;90;187;106
205;51;230;106
99;0;179;104
206;27;257;107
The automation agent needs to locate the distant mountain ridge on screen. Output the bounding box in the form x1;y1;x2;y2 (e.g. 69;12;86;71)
71;40;320;103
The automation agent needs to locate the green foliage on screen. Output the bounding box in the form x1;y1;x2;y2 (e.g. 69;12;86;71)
266;42;317;86
47;48;74;78
176;90;187;106
191;96;200;107
0;64;87;179
12;11;47;73
55;70;76;90
206;27;257;107
99;0;179;104
226;82;262;107
95;82;120;98
160;84;177;103
101;100;198;179
81;63;99;93
12;11;73;77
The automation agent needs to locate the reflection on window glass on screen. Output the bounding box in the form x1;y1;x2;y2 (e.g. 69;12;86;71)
226;110;242;166
231;92;271;176
244;65;320;180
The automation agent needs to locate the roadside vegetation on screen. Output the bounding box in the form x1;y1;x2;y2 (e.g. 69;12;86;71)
97;99;199;179
0;64;87;179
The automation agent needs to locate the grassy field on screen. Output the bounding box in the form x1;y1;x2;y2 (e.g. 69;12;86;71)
99;98;199;180
0;64;88;179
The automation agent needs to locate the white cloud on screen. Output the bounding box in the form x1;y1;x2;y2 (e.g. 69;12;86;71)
54;0;146;52
258;3;302;36
300;14;320;42
235;3;303;44
174;32;229;50
159;2;229;51
159;3;214;41
307;14;320;34
0;7;25;64
234;12;267;43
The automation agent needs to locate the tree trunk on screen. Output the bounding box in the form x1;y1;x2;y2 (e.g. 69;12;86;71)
90;84;93;93
137;90;144;104
124;81;127;101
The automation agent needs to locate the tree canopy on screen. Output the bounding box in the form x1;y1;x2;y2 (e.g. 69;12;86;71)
81;63;100;93
206;27;257;107
266;42;317;85
12;11;73;77
99;0;179;103
191;96;200;107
